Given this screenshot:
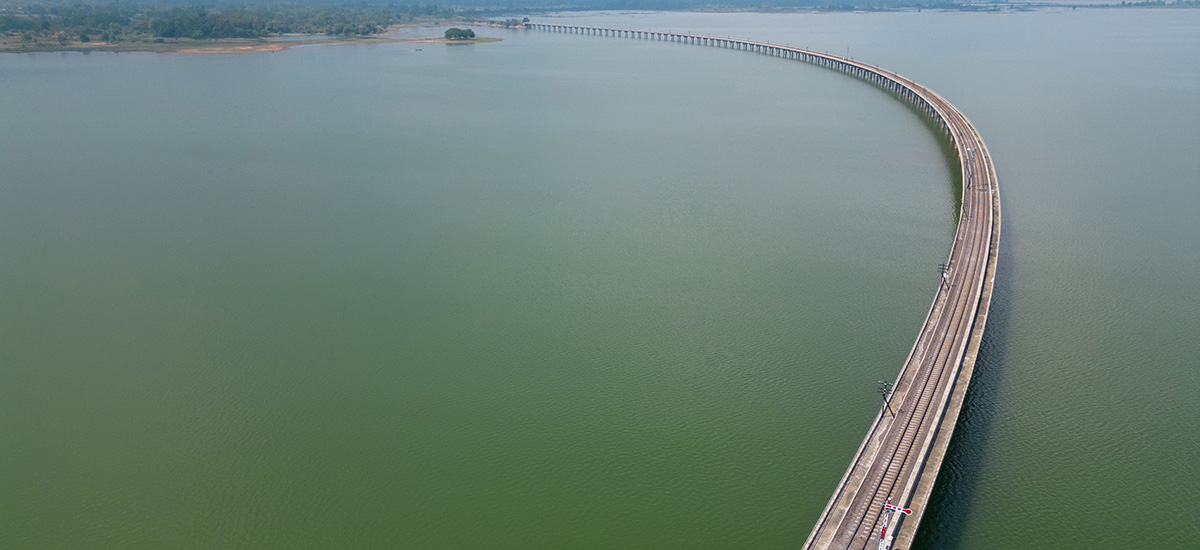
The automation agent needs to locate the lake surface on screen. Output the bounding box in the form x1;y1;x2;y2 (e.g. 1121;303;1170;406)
2;8;1197;549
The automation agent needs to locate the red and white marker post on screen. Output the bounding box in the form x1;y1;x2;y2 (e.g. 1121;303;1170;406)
876;498;913;550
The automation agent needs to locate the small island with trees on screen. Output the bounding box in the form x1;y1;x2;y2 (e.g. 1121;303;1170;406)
437;27;500;44
444;27;474;40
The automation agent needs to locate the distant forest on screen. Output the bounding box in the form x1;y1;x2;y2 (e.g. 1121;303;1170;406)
0;2;458;44
2;0;1196;47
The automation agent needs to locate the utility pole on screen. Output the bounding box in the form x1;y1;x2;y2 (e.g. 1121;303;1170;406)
877;380;895;417
965;147;976;189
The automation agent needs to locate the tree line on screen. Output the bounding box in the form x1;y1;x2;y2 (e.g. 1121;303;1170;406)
443;26;473;39
0;2;459;43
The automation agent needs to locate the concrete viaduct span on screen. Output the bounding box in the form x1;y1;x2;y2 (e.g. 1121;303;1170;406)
526;23;1001;550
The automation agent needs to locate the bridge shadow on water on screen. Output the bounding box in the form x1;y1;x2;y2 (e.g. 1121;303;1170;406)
909;208;1014;549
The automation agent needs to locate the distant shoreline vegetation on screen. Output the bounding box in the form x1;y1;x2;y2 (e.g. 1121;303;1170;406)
1;0;1196;53
0;3;452;41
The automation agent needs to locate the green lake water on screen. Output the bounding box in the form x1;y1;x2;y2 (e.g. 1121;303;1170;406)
2;8;1197;549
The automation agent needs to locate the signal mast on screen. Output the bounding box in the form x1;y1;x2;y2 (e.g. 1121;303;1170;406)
876;498;913;550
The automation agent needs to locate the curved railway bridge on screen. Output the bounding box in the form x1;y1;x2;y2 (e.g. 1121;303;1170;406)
526;23;1001;549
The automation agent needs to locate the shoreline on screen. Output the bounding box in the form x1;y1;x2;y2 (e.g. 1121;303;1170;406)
0;25;503;55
